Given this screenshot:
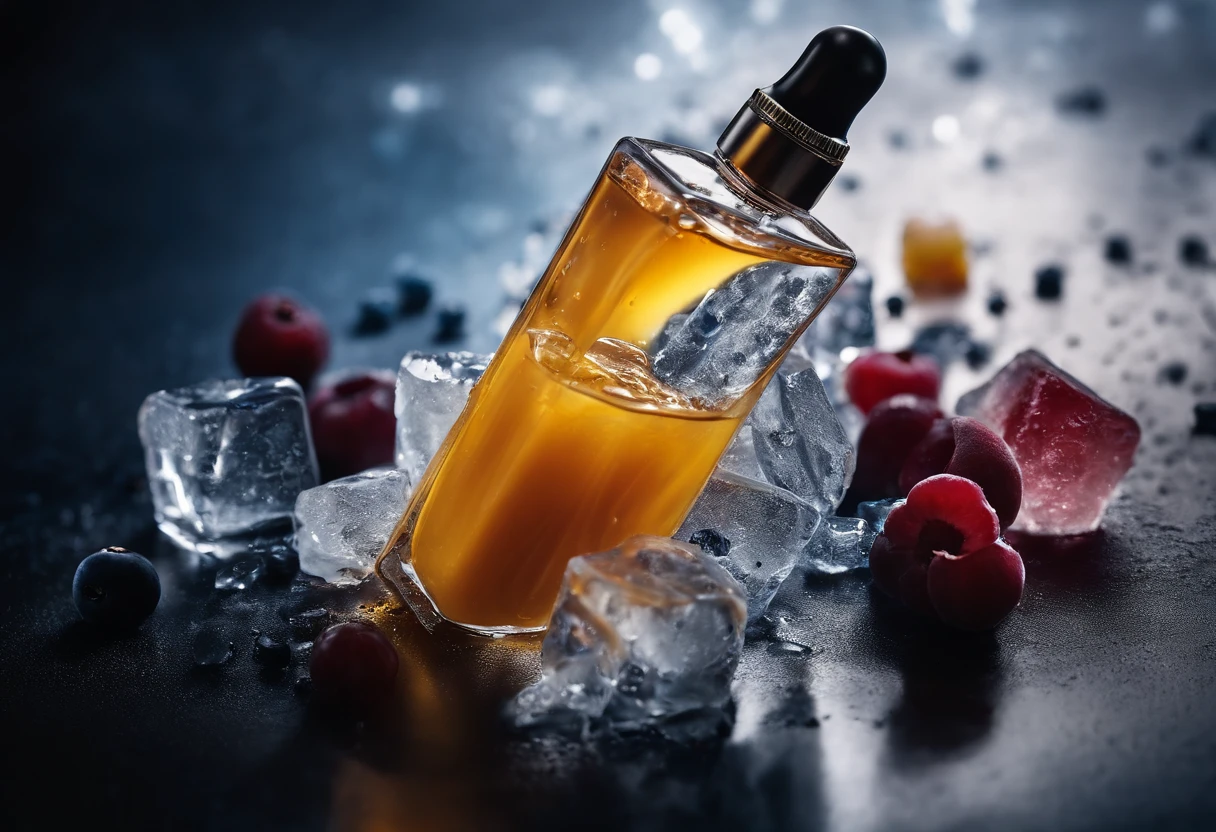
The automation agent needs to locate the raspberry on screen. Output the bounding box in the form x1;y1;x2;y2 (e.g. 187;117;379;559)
927;540;1025;631
310;622;399;709
845;395;944;509
308;371;397;481
898;416;1022;530
844;350;941;415
232;294;330;388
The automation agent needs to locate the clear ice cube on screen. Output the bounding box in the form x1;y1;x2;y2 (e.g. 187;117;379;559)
678;472;821;622
856;498;903;534
803;516;874;575
138;378;319;551
957;349;1141;535
294;468;412;584
511;535;746;731
796;267;876;356
394;351;491;484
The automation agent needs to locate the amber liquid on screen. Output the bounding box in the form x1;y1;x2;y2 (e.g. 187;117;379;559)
384;145;850;632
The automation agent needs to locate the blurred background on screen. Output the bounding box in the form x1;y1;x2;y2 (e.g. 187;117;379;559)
3;1;1216;830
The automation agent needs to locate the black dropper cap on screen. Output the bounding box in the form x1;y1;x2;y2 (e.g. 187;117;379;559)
717;26;886;210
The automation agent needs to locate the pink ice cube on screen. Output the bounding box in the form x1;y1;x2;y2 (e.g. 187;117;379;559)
956;350;1140;536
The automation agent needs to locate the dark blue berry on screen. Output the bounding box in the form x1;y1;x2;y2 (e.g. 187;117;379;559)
1034;265;1064;300
964;341;992;369
885;295;905;318
987;291;1008;316
981;151;1003;172
396;275;433;316
354;292;395;335
72;547;160;630
951;52;984;80
688;529;731;559
1188;112;1216;159
1159;362;1188;385
837;174;861;192
1056;86;1106;116
254;635;292;669
1180;236;1209;267
1195;403;1216;437
433;306;466;343
1104;235;1133;265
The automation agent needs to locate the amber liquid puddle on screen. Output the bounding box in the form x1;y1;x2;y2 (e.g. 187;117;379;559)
382;148;849;632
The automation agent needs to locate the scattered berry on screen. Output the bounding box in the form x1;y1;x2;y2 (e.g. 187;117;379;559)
837;174;861;192
1055;86;1107;117
253;635;292;669
434;306;466;343
1194;403;1216;437
72;547;160;630
981;151;1003;172
232;294;330;388
845;350;941;415
845;395;944;508
1103;234;1132;265
396;274;434;316
898;416;1023;530
308;371;396;480
951;51;984;80
964;342;992;369
902;217;968;296
870;475;1022;629
354;290;396;336
987;291;1007;316
310;622;399;709
1034;264;1064;300
1188;112;1216;158
1159;362;1188;386
885;295;905;318
1180;236;1209;267
688;528;732;559
888;129;909;149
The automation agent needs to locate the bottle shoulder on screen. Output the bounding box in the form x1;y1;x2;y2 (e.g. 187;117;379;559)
607;137;855;269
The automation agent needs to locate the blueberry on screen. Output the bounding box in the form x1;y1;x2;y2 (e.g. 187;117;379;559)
1034;265;1064;300
688;528;731;559
987;291;1008;316
1104;235;1133;265
951;52;984;80
396;275;433;316
981;151;1003;172
72;547;160;630
433;306;466;343
1195;403;1216;437
1159;362;1188;385
885;295;905;318
354;291;395;335
1055;86;1107;117
837;174;861;192
1180;236;1209;267
1188;112;1216;158
964;341;993;369
253;635;292;669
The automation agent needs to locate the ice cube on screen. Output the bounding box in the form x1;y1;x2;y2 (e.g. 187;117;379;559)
749;368;855;514
652;261;841;407
678;472;821;622
511;535;746;731
718;424;767;482
957;350;1141;535
803;516;874;575
294;468;412;584
857;498;903;534
394;351;491;484
138;378;319;552
797;267;876;356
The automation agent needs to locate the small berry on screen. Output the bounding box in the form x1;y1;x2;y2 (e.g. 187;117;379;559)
845;395;944;509
253;635;292;669
1104;234;1133;265
396;275;434;316
232;294;330;388
837;174;861;192
433;306;466;343
688;529;732;559
845;350;941;415
964;341;992;369
981;151;1003;172
73;547;160;630
1034;264;1064;300
354;291;396;336
1194;403;1216;437
987;291;1007;316
951;51;984;80
308;371;396;480
311;622;399;708
1180;236;1209;267
1055;86;1107;116
898;416;1022;530
1159;362;1187;386
885;295;905;318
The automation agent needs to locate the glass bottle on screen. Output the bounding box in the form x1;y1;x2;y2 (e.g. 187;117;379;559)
378;26;887;634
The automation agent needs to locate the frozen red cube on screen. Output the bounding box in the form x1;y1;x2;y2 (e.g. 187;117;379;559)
956;350;1140;536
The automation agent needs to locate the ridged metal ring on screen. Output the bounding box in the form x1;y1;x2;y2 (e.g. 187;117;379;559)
746;89;849;165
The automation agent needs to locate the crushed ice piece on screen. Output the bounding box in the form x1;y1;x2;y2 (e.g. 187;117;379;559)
394;351;491;484
510;535;746;733
796;268;875;356
138;378;319;552
803;516;873;575
652;262;841;407
192;628;234;668
214;554;265;590
910;321;976;369
856;498;903;535
957;350;1141;535
717;424;767;481
294;468;412;584
678;472;820;622
748;368;855;514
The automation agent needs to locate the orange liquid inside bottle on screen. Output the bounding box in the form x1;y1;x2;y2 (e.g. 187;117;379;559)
379;140;854;633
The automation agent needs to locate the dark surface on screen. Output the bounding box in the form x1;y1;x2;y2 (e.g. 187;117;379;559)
3;1;1216;830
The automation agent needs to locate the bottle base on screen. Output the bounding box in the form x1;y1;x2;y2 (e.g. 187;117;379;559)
376;550;548;638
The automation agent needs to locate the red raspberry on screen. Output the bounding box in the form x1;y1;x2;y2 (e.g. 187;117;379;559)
309;371;397;481
310;622;399;709
898;416;1023;530
845;349;941;415
845;395;944;508
232;294;330;388
870;474;1023;630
